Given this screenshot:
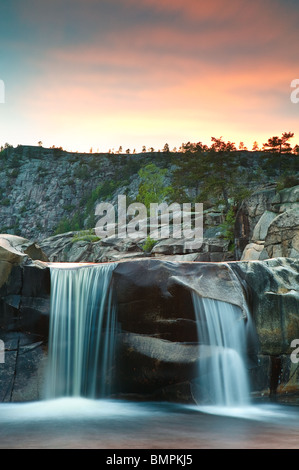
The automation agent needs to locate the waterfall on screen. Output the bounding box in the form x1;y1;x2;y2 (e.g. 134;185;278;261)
45;263;117;399
192;293;251;407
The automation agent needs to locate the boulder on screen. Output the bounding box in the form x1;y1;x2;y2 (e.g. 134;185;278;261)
239;185;299;261
241;242;264;261
234;186;277;258
151;237;232;263
270;185;299;214
0;255;299;402
0;234;48;288
116;332;200;399
260;208;299;259
230;258;299;356
251;210;277;242
0;235;50;402
115;258;299;400
39;232;145;263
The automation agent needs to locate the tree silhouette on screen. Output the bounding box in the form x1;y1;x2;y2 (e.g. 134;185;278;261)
262;132;294;156
239;142;247;151
171;137;247;209
293;144;299;155
262;132;294;175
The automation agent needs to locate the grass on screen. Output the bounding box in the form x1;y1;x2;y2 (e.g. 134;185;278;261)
71;229;101;244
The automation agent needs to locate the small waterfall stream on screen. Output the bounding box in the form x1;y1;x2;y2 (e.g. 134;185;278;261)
45;261;253;408
192;293;251;407
45;263;117;399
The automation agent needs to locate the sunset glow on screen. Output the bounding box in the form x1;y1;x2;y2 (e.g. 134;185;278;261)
1;0;299;152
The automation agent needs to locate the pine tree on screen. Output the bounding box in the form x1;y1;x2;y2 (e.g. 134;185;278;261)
262;132;294;175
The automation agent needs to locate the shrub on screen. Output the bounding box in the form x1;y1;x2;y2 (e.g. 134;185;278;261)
142;236;157;253
71;229;100;243
277;174;299;191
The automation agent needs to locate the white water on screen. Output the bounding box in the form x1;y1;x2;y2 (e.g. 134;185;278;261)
45;263;117;399
2;265;299;448
192;293;251;407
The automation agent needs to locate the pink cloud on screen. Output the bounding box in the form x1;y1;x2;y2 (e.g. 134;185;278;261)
9;0;299;151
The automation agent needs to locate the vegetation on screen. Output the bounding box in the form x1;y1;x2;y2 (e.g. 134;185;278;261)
137;163;171;209
261;132;296;176
219;206;236;249
171;137;253;209
71;229;100;243
141;236;158;253
54;179;124;235
276;173;299;191
0;132;298;241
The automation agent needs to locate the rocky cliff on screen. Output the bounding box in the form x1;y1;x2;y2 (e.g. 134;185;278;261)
1;144;298;263
238;185;299;261
38;184;299;265
0;145;162;241
0;145;298;403
0;235;298;403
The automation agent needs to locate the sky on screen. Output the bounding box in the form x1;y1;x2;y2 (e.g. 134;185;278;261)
0;0;299;153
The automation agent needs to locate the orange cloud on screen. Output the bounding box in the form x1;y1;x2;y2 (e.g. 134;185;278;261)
6;0;299;152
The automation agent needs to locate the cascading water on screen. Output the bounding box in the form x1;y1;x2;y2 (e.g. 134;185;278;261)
45;263;117;399
192;293;251;407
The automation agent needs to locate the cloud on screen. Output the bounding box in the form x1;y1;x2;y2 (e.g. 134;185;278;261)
2;0;299;151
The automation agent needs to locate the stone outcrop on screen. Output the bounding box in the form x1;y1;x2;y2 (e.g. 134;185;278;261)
0;234;50;401
235;185;277;259
239;185;299;261
151;237;233;262
38;184;299;265
114;257;299;401
0;146;170;242
39;231;147;263
260;208;299;260
0;244;299;402
39;230;234;265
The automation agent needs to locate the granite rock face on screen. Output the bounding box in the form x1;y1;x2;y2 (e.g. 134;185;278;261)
114;258;299;400
0;249;298;402
239;185;299;261
0;266;50;401
260;208;299;260
39;231;146;263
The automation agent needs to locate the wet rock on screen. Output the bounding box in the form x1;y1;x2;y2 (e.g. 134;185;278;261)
0;256;298;402
230;257;299;356
0;242;50;402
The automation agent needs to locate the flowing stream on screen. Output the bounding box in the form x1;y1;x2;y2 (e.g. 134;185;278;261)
1;262;298;449
45;263;117;398
192;293;251;407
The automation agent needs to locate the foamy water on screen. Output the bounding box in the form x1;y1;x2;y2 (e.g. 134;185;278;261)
0;398;299;449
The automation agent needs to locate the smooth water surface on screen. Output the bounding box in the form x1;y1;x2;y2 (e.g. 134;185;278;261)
0;398;299;449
